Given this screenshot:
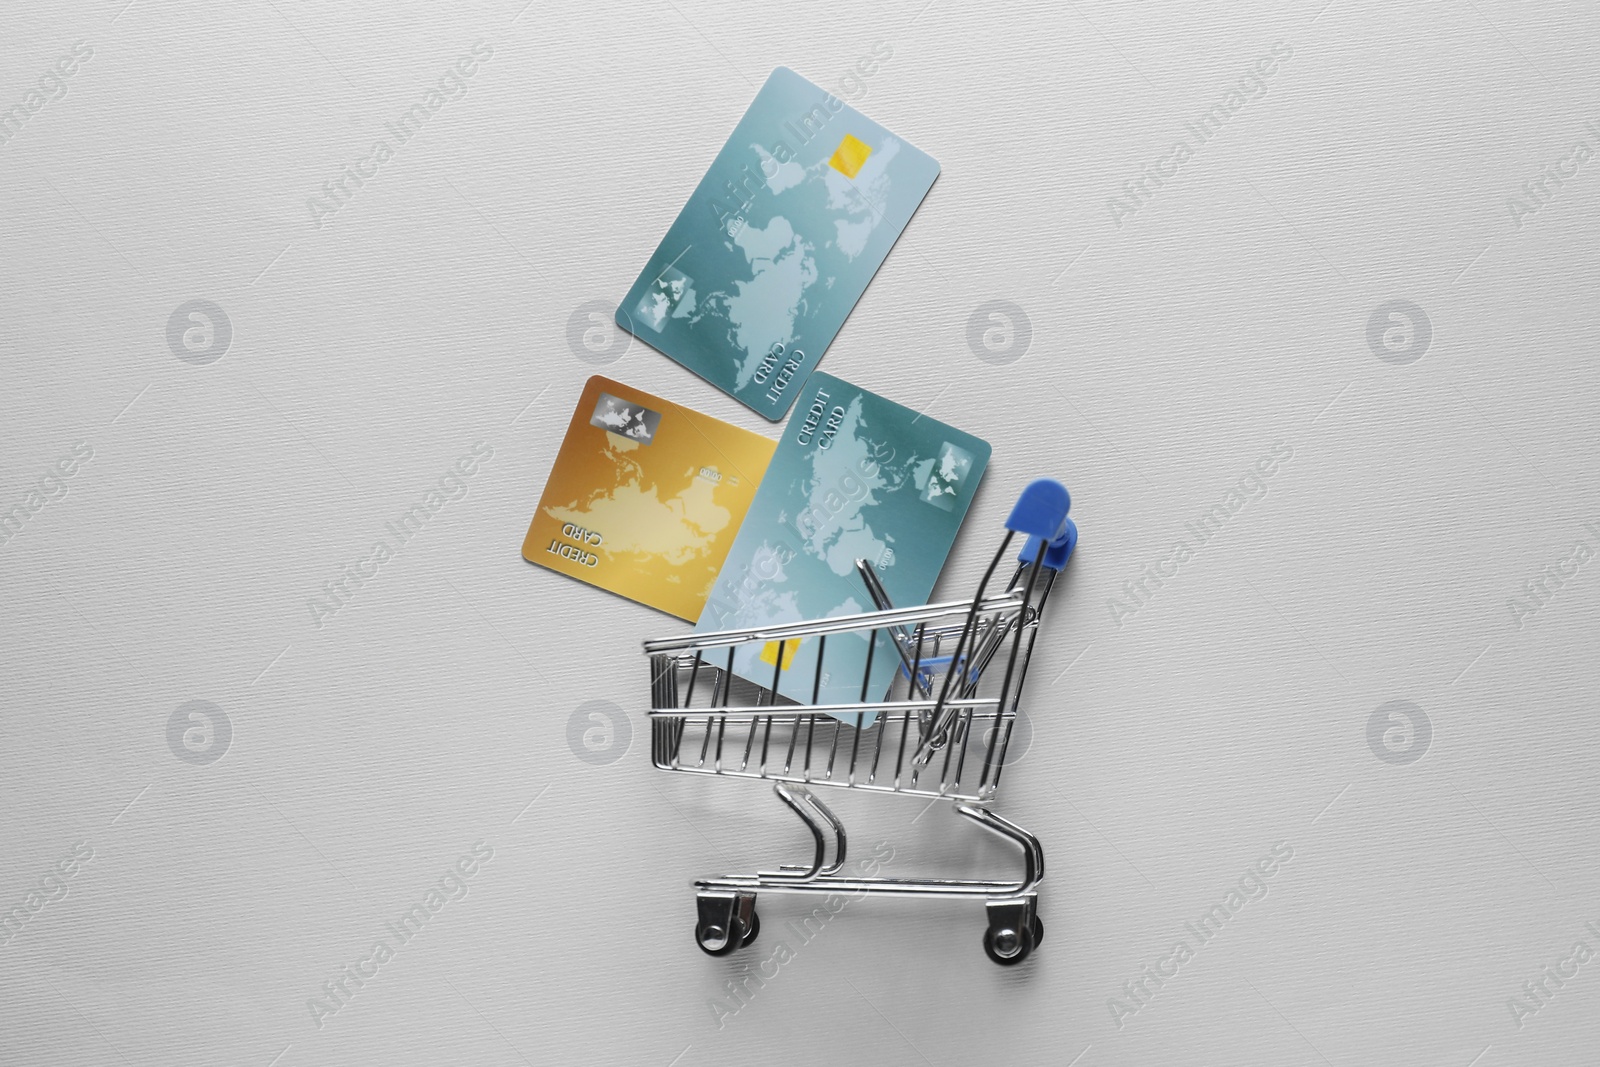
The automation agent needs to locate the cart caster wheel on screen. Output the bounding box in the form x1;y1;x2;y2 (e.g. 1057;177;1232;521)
983;923;1036;965
695;898;759;957
695;921;740;957
694;912;757;955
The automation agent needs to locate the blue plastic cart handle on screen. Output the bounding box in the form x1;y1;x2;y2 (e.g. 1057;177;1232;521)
1019;517;1078;572
1005;479;1071;539
1009;479;1076;571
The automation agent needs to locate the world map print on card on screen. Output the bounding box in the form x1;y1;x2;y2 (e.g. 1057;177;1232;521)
696;374;990;723
523;377;776;621
616;67;940;420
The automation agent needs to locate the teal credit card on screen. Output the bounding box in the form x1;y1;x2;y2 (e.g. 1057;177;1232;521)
616;67;941;420
696;374;990;721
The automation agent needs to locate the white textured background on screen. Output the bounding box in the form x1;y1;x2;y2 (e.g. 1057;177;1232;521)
3;1;1598;1064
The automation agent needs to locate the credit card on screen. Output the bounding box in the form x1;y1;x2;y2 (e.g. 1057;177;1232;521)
523;376;776;620
696;373;990;721
616;66;941;420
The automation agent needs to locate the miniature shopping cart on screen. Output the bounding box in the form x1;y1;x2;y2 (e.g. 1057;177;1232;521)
642;479;1077;965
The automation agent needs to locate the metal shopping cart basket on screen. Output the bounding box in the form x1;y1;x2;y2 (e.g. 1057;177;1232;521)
642;479;1078;965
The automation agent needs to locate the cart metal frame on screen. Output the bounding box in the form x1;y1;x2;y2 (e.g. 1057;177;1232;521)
643;479;1076;964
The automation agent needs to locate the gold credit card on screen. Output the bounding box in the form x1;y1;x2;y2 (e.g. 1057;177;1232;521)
522;376;776;620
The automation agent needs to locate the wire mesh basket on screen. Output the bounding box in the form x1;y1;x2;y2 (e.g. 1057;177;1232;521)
643;479;1077;964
